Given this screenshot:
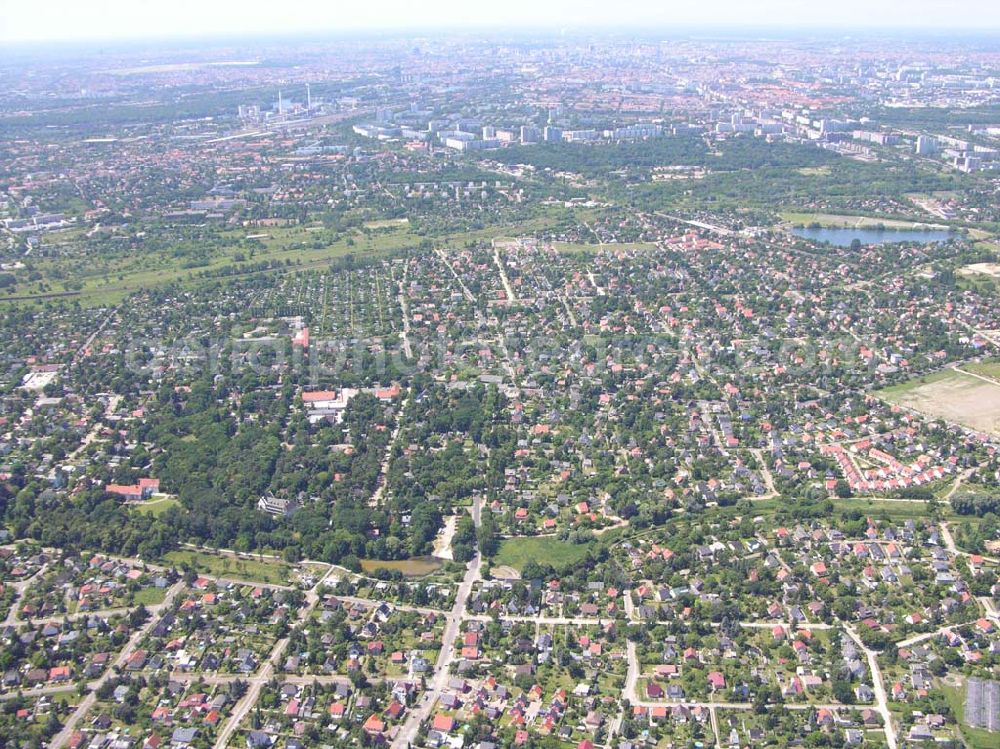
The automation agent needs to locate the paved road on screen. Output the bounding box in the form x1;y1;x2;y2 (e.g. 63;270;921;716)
586;270;606;296
0;683;77;702
623;590;636;623
624;641;640;703
168;671;362;687
72;307;118;366
466;613;603;626
14;591;182;628
709;705;722;749
749;447;779;500
467;613;831;630
895;618;981;649
654;210;733;237
493;247;518;303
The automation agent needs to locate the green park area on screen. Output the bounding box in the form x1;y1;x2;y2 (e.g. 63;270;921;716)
161;549;292;586
493;536;591;571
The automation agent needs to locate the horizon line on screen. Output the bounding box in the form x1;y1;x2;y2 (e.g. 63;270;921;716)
4;22;1000;48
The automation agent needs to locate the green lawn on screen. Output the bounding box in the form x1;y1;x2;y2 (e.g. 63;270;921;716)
493;536;591;571
131;497;181;517
161;549;292;586
132;586;167;606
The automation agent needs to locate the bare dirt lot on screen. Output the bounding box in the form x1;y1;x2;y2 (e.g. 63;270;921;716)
491;565;521;580
881;369;1000;436
958;262;1000;279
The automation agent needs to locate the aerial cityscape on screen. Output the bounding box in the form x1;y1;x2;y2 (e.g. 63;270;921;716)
0;4;999;749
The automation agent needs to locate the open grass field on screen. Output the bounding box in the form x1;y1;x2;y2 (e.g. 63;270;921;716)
963;359;1000;382
779;212;948;230
878;368;958;397
834;497;956;520
796;166;832;176
1;209;578;308
877;368;1000;436
748;495;953;521
161;549;292;585
493;536;591;571
966;228;995;241
0;224;415;307
363;218;409;229
958;263;1000;296
359;556;443;577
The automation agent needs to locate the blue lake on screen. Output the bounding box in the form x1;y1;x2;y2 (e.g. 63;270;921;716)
791;226;954;247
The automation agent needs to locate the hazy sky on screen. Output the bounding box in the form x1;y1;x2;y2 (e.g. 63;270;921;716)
2;1;998;43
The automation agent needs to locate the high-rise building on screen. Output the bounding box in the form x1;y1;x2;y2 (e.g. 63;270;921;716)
520;126;541;144
915;136;938;155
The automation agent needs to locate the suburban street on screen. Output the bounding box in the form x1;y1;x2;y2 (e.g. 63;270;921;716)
212;565;335;748
392;496;482;749
50;581;185;748
845;624;898;749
